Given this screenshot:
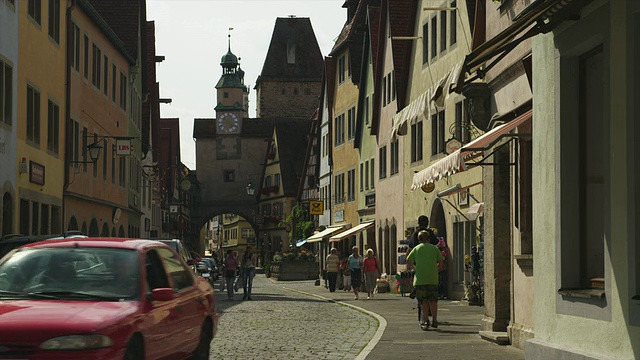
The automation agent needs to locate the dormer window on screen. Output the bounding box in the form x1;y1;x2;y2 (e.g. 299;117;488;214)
287;42;296;64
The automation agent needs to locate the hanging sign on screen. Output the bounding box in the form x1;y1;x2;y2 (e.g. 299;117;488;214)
116;139;132;156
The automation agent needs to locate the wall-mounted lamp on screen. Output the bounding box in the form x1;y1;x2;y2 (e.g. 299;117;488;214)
246;181;256;196
70;142;102;164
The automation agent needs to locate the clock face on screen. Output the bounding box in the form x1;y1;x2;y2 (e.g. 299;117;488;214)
217;112;239;134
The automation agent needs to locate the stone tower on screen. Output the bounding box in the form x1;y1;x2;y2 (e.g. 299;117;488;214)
253;16;324;119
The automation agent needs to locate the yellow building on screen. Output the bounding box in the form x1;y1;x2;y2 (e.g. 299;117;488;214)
326;2;369;257
16;0;66;235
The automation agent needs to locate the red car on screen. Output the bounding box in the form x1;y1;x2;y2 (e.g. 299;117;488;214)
0;238;218;360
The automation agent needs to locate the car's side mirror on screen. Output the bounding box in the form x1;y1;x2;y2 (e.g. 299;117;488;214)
151;288;175;301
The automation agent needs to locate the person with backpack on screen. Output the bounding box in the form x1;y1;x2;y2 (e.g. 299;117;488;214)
407;230;444;330
363;249;380;299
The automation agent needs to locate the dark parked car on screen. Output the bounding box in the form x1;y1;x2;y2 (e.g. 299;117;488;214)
149;238;196;272
0;232;88;259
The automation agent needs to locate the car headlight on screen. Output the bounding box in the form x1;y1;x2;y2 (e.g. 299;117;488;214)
40;335;113;350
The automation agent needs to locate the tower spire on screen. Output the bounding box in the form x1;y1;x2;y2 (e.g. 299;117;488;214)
228;27;233;52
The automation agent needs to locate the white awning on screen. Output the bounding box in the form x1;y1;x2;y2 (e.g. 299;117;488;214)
329;221;374;242
307;225;345;243
411;109;532;189
391;61;464;139
411;150;466;190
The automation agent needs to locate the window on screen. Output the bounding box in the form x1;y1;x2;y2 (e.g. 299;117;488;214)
83;35;89;79
93;133;98;178
111;151;116;184
411;121;423;162
390;139;399;175
82;126;87;172
364;96;370;124
455;101;470;143
365;161;369;189
19;199;29;236
379;146;387;179
31;201;39;236
28;0;41;24
334;113;345;146
347;107;356;140
274;173;281;187
431;18;438;60
338;55;346;84
103;56;109;95
27;85;40;144
370;159;375;188
71;23;80;71
69;119;79;164
102;138;108;181
145;250;170;291
392;72;396;101
40;204;49;236
360;163;364;191
0;60;12;126
92;44;101;89
120;72;127;110
347;169;355;201
431;111;445;155
48;0;59;43
440;11;447;53
111;64;116;102
450;1;457;46
47;99;59;153
287;42;296;64
335;173;345;204
119;157;126;186
382;75;387;105
223;170;235;182
422;22;429;64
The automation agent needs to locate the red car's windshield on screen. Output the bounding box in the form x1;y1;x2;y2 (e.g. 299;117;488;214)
0;247;141;301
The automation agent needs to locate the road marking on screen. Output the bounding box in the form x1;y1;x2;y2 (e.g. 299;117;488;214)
282;286;387;360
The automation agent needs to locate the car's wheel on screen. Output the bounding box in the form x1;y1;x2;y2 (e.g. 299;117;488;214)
123;336;144;360
191;321;213;360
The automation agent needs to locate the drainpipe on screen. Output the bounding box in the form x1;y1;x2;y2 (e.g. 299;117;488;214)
62;0;77;232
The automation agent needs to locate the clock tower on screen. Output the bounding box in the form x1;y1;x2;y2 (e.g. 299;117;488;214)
215;33;249;135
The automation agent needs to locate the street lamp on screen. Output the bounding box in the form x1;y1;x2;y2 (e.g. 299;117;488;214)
246;181;255;196
70;141;102;164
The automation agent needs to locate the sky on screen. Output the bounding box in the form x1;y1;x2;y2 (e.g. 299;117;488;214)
146;0;347;169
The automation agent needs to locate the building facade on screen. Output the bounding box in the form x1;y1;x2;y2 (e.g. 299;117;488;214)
64;0;135;237
17;0;66;236
0;0;17;237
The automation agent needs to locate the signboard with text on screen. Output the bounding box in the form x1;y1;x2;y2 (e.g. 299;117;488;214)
116;139;132;156
29;161;45;186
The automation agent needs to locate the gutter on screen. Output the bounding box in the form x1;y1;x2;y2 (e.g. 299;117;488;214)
63;0;77;227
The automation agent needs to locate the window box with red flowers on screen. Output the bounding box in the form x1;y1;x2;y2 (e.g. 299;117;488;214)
269;185;279;193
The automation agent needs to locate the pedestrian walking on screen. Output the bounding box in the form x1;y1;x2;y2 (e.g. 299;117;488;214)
363;249;379;299
408;215;429;249
325;248;340;292
348;246;363;300
241;246;257;300
341;256;352;291
224;250;239;300
407;230;444;330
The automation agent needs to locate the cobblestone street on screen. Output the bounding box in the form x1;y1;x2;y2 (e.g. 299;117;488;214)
210;275;378;359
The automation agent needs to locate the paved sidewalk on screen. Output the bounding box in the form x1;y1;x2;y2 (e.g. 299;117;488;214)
275;277;525;360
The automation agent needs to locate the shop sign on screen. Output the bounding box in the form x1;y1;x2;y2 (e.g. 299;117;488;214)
334;210;344;222
29;161;45;185
365;193;375;207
